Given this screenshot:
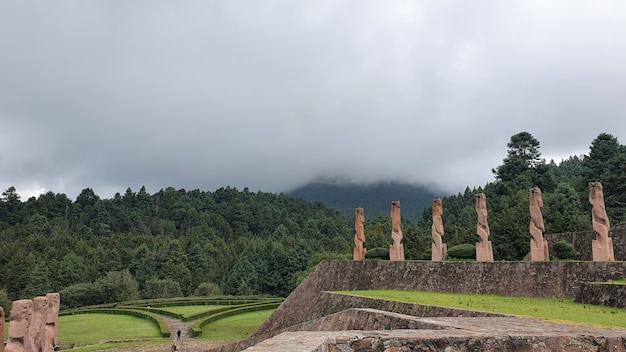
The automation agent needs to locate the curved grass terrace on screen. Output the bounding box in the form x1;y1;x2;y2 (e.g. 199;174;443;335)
45;296;281;351
58;313;164;349
336;289;626;328
198;309;275;341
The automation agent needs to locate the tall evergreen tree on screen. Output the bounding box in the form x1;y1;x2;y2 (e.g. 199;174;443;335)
493;131;543;183
23;262;51;297
129;244;157;293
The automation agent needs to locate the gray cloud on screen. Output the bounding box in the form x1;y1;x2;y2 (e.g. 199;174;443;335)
2;1;626;199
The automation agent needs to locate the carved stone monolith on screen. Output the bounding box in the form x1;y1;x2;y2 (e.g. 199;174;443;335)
475;193;493;262
589;182;615;261
44;293;60;352
529;187;549;261
29;297;48;352
431;199;447;261
353;207;367;261
5;300;33;352
389;201;404;261
1;307;5;352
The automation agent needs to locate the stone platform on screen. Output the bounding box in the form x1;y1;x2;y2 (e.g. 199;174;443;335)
243;310;626;351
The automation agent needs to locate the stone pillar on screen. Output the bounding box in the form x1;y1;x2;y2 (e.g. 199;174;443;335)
44;293;60;352
431;199;447;261
389;201;404;261
475;193;494;262
29;297;48;352
5;300;33;352
529;187;549;261
1;307;5;352
589;182;615;261
353;207;367;261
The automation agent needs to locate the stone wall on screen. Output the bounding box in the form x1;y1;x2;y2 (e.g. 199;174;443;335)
545;224;626;261
575;282;626;309
254;260;626;339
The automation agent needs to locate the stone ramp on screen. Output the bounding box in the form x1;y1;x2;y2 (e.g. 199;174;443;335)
285;308;453;332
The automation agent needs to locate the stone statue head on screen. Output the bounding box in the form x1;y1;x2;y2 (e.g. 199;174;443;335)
529;187;543;208
476;193;486;207
355;207;365;221
45;293;60;322
589;181;603;199
9;299;33;337
589;181;603;190
433;198;443;215
33;296;48;316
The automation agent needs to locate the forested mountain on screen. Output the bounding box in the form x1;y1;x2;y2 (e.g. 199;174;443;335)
1;131;625;312
0;186;352;310
287;181;441;221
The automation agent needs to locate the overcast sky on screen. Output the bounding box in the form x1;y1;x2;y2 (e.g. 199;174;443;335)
2;1;626;200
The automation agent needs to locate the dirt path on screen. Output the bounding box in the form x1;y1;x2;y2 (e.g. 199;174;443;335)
102;339;228;352
89;316;232;352
158;316;231;352
162;316;196;341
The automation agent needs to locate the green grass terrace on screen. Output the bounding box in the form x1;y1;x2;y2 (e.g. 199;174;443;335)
335;289;626;328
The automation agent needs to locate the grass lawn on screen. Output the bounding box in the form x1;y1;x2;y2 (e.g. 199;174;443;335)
199;309;275;341
157;305;229;316
58;313;165;346
336;290;626;328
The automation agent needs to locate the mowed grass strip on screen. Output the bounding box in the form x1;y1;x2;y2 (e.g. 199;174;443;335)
336;290;626;328
58;313;164;346
199;309;275;341
157;305;230;317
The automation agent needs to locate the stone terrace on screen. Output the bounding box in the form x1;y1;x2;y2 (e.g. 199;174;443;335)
245;313;626;351
256;261;626;336
210;261;626;351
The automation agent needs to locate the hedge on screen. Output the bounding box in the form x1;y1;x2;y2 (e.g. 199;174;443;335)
59;308;170;338
447;243;476;259
191;302;280;337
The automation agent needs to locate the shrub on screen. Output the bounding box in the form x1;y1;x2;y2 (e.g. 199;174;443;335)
95;270;140;303
194;282;223;296
552;240;577;260
365;247;389;260
60;283;99;309
447;243;475;259
0;288;11;314
142;279;182;299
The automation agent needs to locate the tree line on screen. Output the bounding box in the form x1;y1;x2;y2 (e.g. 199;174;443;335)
1;132;624;310
0;186;352;310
